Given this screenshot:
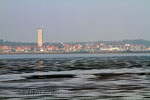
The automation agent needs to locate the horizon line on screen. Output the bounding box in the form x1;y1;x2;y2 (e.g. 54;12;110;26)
0;39;149;44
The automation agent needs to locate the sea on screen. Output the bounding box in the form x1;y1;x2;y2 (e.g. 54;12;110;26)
0;53;150;100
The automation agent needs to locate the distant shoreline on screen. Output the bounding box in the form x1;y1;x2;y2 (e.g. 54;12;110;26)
0;51;150;55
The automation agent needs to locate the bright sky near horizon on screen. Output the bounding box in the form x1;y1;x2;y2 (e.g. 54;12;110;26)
0;0;150;42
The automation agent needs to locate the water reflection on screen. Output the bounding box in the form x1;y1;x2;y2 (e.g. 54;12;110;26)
38;60;43;76
0;56;150;100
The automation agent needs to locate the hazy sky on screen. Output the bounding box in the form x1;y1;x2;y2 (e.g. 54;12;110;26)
0;0;150;42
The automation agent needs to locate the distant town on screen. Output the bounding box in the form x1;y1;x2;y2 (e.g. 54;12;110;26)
1;28;150;54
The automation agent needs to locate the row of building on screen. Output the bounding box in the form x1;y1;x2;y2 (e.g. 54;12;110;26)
0;43;150;53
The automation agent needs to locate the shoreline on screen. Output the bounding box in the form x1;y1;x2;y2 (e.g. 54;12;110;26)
0;51;150;55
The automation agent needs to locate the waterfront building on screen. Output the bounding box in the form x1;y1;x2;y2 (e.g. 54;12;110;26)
16;46;25;52
0;46;12;52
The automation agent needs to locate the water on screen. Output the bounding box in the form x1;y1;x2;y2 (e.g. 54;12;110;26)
0;53;150;100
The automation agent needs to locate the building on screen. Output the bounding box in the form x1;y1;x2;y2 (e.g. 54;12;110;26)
38;28;43;47
124;44;130;51
16;46;25;52
0;46;12;52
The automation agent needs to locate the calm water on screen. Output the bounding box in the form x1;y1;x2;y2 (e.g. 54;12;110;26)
0;53;150;100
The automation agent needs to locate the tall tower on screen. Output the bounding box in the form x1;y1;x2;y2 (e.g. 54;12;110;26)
38;28;43;47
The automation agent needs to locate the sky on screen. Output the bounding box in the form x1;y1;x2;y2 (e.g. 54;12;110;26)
0;0;150;43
